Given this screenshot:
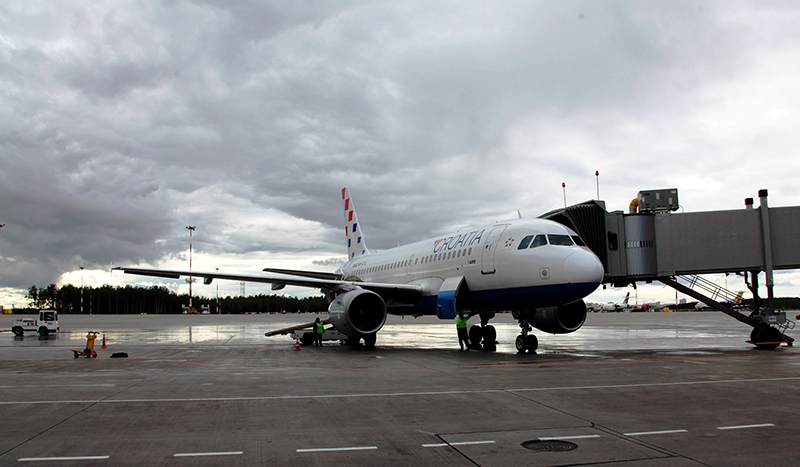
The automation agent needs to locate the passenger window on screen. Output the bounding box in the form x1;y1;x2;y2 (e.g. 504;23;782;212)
571;235;586;246
529;234;547;248
518;235;534;250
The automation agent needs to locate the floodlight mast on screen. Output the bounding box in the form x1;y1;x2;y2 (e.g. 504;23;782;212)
186;225;196;310
80;266;85;314
595;171;600;200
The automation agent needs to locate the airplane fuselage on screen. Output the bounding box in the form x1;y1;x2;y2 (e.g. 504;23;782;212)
338;218;604;316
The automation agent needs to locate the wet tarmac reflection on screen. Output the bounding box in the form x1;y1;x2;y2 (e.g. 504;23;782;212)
4;311;796;354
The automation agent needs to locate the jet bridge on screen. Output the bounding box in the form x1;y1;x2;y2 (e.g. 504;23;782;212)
541;189;800;348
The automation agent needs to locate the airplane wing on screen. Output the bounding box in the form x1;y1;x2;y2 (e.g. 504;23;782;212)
261;268;342;281
264;319;331;336
113;267;423;303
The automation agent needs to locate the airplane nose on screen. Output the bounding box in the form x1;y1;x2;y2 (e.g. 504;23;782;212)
562;249;604;286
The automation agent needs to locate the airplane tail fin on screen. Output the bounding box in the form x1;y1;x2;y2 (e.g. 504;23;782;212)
733;291;744;304
623;292;630;305
342;187;370;260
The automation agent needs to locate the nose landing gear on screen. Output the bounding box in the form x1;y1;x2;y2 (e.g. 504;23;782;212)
514;311;539;354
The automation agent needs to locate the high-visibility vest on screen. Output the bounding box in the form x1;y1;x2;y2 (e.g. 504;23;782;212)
456;316;468;329
315;322;324;334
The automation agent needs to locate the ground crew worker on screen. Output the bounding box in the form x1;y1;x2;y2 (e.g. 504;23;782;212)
456;312;470;350
314;317;324;347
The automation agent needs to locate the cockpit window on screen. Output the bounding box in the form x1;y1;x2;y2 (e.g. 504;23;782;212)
518;235;534;249
547;234;574;246
530;234;547;248
571;235;586;247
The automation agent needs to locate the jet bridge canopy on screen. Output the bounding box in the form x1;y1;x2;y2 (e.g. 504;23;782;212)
541;189;800;347
540;193;800;283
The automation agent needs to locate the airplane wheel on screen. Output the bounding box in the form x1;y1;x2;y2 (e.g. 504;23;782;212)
300;333;314;346
12;327;23;336
38;327;49;336
482;325;496;351
363;333;376;349
515;335;526;353
468;325;483;350
345;337;360;347
525;334;538;352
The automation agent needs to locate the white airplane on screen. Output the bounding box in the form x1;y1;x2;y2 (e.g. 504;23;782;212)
116;187;604;353
600;292;631;312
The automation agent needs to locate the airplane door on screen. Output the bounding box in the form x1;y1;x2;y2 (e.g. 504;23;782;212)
481;226;508;274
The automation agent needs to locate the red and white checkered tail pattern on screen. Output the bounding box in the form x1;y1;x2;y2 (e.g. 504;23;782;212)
342;187;370;260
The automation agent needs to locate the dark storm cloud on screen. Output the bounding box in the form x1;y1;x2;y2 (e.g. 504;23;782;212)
2;1;800;304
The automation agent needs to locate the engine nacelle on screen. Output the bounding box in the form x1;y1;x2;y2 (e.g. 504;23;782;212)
328;289;387;338
531;299;587;334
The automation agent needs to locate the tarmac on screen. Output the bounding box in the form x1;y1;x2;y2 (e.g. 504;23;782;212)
2;311;800;466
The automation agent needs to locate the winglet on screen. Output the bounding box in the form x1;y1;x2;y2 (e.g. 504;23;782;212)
342;187;370;260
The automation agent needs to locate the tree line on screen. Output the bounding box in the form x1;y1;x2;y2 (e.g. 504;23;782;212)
23;284;329;315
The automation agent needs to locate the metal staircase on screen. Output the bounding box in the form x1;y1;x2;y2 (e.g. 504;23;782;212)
660;274;794;347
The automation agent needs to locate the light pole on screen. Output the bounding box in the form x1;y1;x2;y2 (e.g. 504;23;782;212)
595;171;600;200
80;266;85;314
0;224;5;267
215;267;220;314
186;225;196;310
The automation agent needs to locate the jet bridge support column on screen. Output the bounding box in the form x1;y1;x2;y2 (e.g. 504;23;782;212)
758;189;776;315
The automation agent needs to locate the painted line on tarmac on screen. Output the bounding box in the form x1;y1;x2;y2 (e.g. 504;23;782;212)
18;455;110;462
173;451;243;457
0;384;118;389
717;423;774;430
296;446;377;453
539;435;601;441
508;376;800;393
2;376;798;406
624;429;688;436
422;440;496;448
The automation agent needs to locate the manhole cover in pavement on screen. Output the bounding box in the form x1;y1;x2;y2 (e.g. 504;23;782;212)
521;440;578;452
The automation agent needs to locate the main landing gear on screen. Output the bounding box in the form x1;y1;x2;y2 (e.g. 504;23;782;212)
514;311;538;354
466;312;498;351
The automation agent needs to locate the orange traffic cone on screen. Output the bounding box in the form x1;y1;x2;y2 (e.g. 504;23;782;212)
294;336;301;351
101;334;107;349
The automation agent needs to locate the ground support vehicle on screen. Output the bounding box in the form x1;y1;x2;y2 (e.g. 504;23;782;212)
11;310;59;336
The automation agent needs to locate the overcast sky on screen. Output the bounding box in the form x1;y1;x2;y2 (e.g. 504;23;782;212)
2;0;800;308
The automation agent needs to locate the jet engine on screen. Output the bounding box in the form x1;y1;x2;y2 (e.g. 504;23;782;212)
531;299;587;334
328;289;387;337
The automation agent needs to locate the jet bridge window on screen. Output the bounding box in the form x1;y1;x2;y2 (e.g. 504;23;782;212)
547;234;574;246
